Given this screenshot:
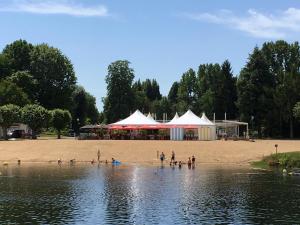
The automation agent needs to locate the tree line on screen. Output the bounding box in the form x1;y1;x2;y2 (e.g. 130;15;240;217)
0;104;71;140
103;40;300;138
0;39;100;137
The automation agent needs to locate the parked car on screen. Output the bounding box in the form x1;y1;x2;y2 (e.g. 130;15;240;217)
8;129;25;138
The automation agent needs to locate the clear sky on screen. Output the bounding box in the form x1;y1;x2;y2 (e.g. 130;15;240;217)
1;0;300;110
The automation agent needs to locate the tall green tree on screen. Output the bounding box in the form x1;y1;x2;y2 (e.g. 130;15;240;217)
0;104;21;140
2;39;33;72
261;40;300;138
30;44;76;110
103;60;135;123
167;81;179;113
22;104;51;139
86;92;99;124
142;79;162;101
72;86;88;133
177;68;197;112
0;80;30;106
221;60;237;119
51;109;72;139
237;47;275;137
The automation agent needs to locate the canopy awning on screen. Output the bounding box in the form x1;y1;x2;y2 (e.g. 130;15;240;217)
167;110;215;126
108;109;215;130
108;110;161;129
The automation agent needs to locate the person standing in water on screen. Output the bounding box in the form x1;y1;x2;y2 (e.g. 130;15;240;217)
160;152;165;164
192;155;195;167
171;151;175;164
187;157;192;169
97;149;101;163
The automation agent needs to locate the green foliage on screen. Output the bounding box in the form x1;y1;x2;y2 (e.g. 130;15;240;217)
142;79;162;101
51;109;72;139
7;71;37;101
237;41;300;138
22;104;51;139
72;85;99;133
177;68;197;111
237;47;275;137
0;104;21;140
293;102;300;120
1;39;100;134
254;152;300;169
0;80;30;106
104;60;135;123
30;44;76;110
2;39;33;72
0;54;11;80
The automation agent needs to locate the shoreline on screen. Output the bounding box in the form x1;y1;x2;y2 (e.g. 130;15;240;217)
0;139;300;166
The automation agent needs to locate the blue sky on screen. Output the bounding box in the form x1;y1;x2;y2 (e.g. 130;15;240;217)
1;0;300;110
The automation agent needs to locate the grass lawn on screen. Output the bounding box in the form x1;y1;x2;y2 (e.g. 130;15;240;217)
252;151;300;169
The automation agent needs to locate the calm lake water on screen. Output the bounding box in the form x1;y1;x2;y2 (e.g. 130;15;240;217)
0;164;299;225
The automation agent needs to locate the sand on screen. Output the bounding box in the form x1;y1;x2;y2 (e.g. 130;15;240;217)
0;139;300;165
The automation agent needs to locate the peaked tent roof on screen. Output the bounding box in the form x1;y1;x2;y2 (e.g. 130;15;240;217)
167;110;215;126
200;113;215;125
110;110;160;126
167;112;179;124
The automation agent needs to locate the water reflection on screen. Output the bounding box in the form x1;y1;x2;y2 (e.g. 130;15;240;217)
0;164;299;224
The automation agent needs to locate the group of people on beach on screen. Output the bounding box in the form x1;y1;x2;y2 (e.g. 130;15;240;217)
159;151;196;169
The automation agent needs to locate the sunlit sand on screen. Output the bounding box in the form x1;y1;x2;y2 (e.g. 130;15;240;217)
0;139;300;165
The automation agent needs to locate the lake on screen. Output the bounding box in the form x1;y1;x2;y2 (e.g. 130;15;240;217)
0;164;299;224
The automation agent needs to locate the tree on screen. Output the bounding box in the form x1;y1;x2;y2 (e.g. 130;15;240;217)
167;82;180;114
86;92;99;124
2;39;33;72
7;71;37;101
142;79;162;101
51;109;72;139
22;104;51;139
261;40;300;138
168;82;179;104
177;68;197;111
0;104;21;140
221;60;237;119
237;47;275;137
30;44;76;110
293;102;300;121
0;80;30;106
152;97;172;120
0;54;11;80
103;60;135;123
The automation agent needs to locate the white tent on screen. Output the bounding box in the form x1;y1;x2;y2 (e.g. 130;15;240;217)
167;110;216;141
168;113;184;141
109;110;160;129
147;112;157;123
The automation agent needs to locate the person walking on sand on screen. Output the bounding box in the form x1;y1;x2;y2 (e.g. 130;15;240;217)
171;151;175;164
160;152;165;164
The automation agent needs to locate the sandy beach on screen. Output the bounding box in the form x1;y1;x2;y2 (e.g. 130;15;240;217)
0;139;300;165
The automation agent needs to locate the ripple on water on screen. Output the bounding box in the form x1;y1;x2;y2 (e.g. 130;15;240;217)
0;165;299;224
